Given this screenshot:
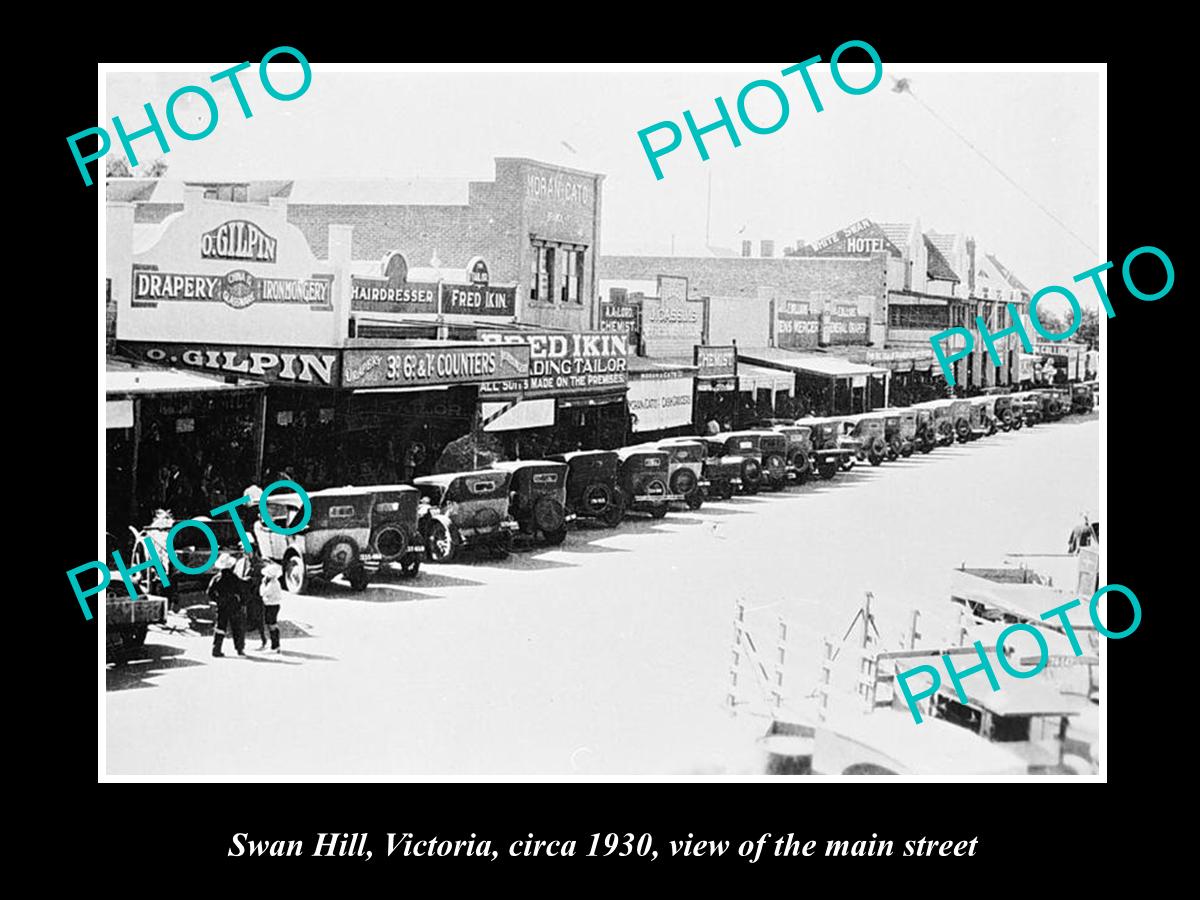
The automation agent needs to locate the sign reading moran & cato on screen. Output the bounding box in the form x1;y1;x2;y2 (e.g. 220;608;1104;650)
342;343;530;389
478;332;629;398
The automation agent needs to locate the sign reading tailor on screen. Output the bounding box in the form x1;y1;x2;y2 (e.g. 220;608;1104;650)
479;332;629;397
342;343;530;389
121;341;339;386
896;582;1142;725
132;265;332;311
823;314;870;345
637;40;882;180
68;47;312;187
201;220;278;263
776;304;821;350
67;480;313;621
931;244;1175;386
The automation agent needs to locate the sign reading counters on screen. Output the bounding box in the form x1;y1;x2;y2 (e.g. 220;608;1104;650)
342;343;530;389
479;332;629;397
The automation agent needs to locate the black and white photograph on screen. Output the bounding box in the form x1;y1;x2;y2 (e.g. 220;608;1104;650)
95;60;1105;780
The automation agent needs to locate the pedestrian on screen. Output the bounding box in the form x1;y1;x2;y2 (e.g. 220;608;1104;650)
239;553;268;650
1068;514;1095;554
208;553;247;658
259;562;284;654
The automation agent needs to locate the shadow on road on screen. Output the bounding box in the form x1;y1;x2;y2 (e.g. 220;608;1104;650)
106;643;203;692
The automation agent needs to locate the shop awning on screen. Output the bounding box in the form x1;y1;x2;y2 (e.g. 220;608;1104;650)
481;398;557;432
557;392;626;409
738;364;794;394
627;355;699;377
105;359;266;397
738;348;888;378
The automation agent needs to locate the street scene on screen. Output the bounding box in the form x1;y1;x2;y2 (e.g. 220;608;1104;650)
101;68;1101;778
107;409;1099;776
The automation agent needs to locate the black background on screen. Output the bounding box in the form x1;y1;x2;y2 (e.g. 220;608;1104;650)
43;12;1184;884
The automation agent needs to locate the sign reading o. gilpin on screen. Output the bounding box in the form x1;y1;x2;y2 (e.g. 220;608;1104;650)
201;220;278;263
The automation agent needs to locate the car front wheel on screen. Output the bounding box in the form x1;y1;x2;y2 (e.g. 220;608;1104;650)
283;551;308;594
817;458;840;479
426;520;460;563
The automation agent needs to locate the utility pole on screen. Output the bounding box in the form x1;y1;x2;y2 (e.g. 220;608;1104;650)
705;169;712;248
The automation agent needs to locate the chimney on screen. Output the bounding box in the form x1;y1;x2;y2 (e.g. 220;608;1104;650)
742;240;752;258
760;240;775;258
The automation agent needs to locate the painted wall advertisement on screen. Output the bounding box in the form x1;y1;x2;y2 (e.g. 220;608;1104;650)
776;304;821;350
342;343;530;389
118;209;342;348
641;282;704;356
822;314;871;346
479;332;629;398
628;370;694;432
599;300;637;333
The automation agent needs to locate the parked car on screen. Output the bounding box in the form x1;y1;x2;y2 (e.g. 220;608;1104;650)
491;460;571;545
991;394;1022;431
912;407;937;452
699;436;760;498
125;509;252;603
715;431;788;490
615;446;682;518
1082;380;1099;409
882;410;914;458
845;414;889;466
651;438;710;509
968;397;996;438
549;450;625;527
1070;382;1095;414
947;399;975;442
912;400;957;446
769;423;816;484
414;471;519;562
1012;391;1044;426
796;417;858;478
257;485;425;592
106;574;167;657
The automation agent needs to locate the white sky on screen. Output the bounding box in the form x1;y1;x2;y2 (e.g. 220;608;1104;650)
106;65;1101;302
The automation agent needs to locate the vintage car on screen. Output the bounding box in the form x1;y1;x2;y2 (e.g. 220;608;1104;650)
882;410;915;459
713;431;787;491
257;485;426;591
991;394;1022;431
650;438;710;509
1082;380;1099;409
1011;391;1044;426
844;414;889;466
699;436;760;498
490;460;571;545
548;450;625;527
414;471;519;562
769;424;816;484
1070;382;1095;414
912;407;937;453
615;446;682;518
1042;387;1071;421
796;417;857;478
106;573;167;657
911;400;957;446
968;396;996;438
125;509;252;603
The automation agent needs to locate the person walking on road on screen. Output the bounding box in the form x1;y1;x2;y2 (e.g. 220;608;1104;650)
259;562;284;654
209;554;247;657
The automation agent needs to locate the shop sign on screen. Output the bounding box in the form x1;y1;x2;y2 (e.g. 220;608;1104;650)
823;314;870;346
776;306;821;349
350;278;439;314
599;300;637;333
478;331;629;398
694;344;736;379
812;218;900;256
628;374;694;432
442;283;517;317
119;341;340;386
201;220;278;263
132;265;332;311
342;343;529;389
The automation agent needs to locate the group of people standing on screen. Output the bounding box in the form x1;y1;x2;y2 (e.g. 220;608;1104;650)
206;486;285;659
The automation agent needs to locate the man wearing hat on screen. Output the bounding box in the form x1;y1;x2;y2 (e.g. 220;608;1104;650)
208;553;248;657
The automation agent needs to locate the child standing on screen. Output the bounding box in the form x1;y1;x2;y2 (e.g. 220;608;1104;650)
260;562;284;653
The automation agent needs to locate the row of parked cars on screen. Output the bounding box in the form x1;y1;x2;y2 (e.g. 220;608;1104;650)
158;382;1096;597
